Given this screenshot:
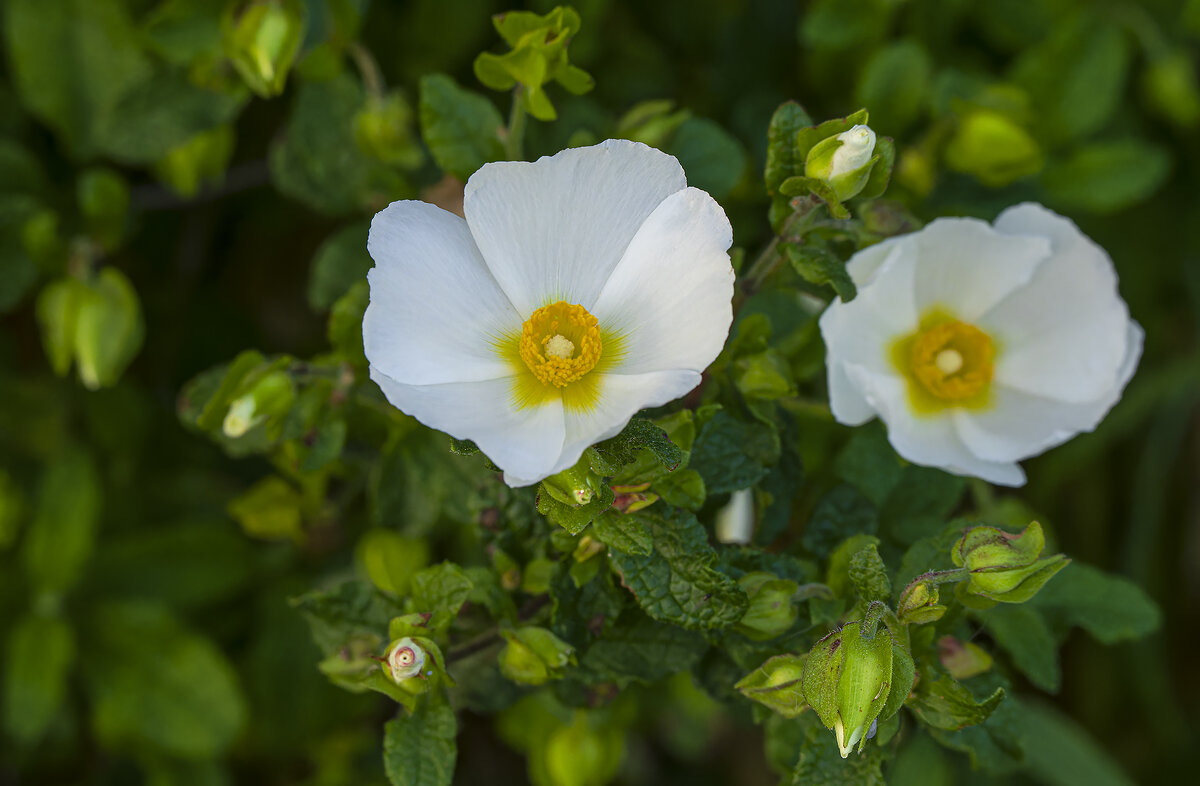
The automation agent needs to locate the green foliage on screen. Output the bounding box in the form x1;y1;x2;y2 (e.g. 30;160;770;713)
383;700;458;786
418;74;505;180
3;613;75;745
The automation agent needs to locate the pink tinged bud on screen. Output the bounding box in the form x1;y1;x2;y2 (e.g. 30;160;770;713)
385;637;426;682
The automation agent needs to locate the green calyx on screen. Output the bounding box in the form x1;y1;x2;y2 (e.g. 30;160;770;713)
223;0;305;98
734;572;800;641
499;626;576;685
953;521;1069;604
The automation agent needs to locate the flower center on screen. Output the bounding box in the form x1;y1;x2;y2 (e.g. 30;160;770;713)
908;320;994;401
519;301;603;387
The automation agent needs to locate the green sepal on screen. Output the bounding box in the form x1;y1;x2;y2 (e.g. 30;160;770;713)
736;653;809;718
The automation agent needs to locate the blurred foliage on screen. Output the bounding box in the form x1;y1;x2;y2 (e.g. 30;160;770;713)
1;0;1198;785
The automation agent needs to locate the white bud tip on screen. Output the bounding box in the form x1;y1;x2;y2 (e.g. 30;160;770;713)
831;124;877;175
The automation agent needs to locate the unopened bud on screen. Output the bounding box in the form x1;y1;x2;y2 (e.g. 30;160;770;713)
542;456;603;508
897;579;947;625
736;653;808;717
223;0;305;98
805;124;878;201
952;521;1068;604
221;369;294;438
735;572;799;641
938;635;993;680
499;626;575;685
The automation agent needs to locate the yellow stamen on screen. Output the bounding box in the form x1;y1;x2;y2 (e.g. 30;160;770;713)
518;301;603;388
908;320;994;401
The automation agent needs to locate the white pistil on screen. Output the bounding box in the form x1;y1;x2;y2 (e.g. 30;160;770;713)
935;348;964;375
545;334;575;359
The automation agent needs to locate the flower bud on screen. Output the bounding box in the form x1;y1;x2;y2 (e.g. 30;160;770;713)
354;92;424;168
735;653;808;717
222;369;294;438
896;579;947;625
938;635;993;680
952;521;1068;604
735;572;799;641
385;637;427;682
499;626;576;685
944;109;1042;187
802;612;903;758
542;456;604;507
805;124;878;201
223;0;305;98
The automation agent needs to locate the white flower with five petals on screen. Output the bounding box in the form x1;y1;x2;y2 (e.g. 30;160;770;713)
820;202;1142;486
363;140;734;486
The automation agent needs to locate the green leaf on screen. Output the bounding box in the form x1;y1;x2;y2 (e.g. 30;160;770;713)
879;466;965;544
1042;141;1171;214
889;731;955;786
329;279;370;362
587;418;683;477
74;267;145;390
591;511;652;555
689;411;779;495
1013;13;1131;144
95;70;245;165
765;101;814;196
84;602;246;758
3;0;152;157
911;672;1005;731
791;713;886;785
665;116;746;199
308;220;372;311
36;277;87;377
579;609;707;683
736;653;808;718
227;476;303;541
3;613;75;745
848;542;891;603
536;482;616;535
411;563;474;635
834;422;902;508
1029;562;1160;644
855;39;932;135
803;484;877;560
271;74;406;215
607;508;748;630
1008;699;1136;786
418;73;505;181
784;243;856;301
23;446;101;595
979;605;1060;692
383;700;458;786
291;580;401;654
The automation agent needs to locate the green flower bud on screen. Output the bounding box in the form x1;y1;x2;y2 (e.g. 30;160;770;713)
385;637;427;682
735;572;799;641
896;579;947;625
735;653;808;718
499;626;576;685
154;125;235;199
354;92;424;168
944;109;1043;187
543;712;625;786
804;124;878;201
938;635;993;680
223;0;305;98
952;521;1068;604
542;456;604;507
1142;51;1200;129
222;369;294;438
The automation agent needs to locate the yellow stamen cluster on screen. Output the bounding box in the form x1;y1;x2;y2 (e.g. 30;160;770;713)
909;320;994;401
519;301;603;387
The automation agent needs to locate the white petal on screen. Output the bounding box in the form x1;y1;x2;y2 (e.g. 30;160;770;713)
463;139;687;316
843;363;1026;486
982;204;1131;403
369;368;565;486
845;235;909;287
819;239;918;376
364;200;521;385
827;360;877;426
589;188;733;375
912;217;1051;321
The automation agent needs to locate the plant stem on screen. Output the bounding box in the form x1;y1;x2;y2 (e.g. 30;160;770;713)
504;87;528;161
348;41;385;100
740;195;822;297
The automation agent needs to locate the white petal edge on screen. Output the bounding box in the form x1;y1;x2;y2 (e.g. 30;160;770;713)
364;200;521;385
953;321;1143;463
982;203;1131;403
589;187;734;375
463;139;687;316
369;368;566;486
912;217;1051;321
827;359;877;426
843;363;1027;486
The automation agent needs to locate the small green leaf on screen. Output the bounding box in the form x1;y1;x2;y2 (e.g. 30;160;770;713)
911;672;1005;731
803;484;877;560
411;563;474;636
3;613;75;745
848;542;891;603
579;609;707;684
689;411;779;495
1029;562;1160;644
666;116;746;199
1008;699;1137;786
308;221;372;311
74;267;145;390
980;605;1060;692
1042;141;1171;214
227;476;303;541
855;40;932;135
23;446;101;595
783;242;856;301
291;580;400;654
765;101;814;196
880;465;965;544
383;700;458;786
418;74;505;180
35;277;86;377
591;511;652;556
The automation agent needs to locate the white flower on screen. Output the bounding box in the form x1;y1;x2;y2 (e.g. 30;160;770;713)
363;140;734;486
820;202;1142;486
386;637;426;682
